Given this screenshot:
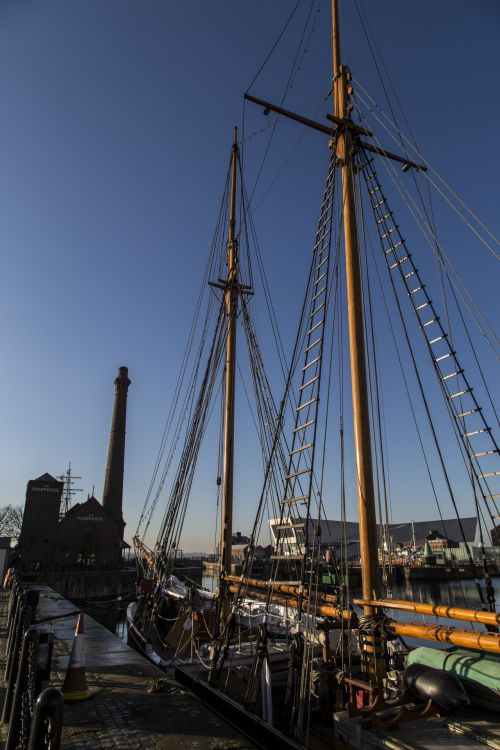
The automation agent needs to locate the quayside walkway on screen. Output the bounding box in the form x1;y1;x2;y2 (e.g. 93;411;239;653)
0;584;256;749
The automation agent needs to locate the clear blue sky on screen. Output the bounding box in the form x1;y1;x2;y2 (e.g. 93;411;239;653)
0;1;498;551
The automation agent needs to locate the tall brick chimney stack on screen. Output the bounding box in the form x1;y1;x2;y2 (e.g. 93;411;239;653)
102;366;131;528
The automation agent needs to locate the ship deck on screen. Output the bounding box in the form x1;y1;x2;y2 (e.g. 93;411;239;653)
334;708;500;750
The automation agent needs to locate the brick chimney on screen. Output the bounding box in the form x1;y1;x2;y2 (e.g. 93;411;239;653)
102;366;131;528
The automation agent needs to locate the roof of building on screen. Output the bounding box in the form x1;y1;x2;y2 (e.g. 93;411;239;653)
286;517;480;545
387;518;478;545
232;532;250;544
233;543;269;552
34;473;59;483
64;495;104;517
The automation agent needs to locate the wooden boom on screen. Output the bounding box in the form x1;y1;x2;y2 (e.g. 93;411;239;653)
227;584;357;625
227;578;500;652
388;620;500;654
229;580;500;628
354;598;500;628
226;575;337;605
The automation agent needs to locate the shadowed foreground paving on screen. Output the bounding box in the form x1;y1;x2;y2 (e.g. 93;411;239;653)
0;586;256;749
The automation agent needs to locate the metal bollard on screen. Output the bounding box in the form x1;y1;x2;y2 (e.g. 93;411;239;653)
4;578;18;634
4;588;23;674
5;627;40;750
27;688;63;750
1;605;32;723
4;588;38;682
4;598;31;683
26;589;40;624
5;576;37;640
35;632;54;697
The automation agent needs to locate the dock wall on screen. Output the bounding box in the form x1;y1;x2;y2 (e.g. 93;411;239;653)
0;581;256;749
21;569;136;600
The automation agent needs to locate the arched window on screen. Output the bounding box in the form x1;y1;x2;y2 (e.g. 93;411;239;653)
77;525;97;569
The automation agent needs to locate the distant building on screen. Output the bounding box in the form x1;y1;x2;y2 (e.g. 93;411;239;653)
0;537;11;581
231;531;270;563
232;531;250;546
388;519;478;550
18;473;64;569
18;366;131;572
491;525;500;546
269;516;483;560
18;476;125;571
232;543;271;563
54;494;125;568
426;529;458;552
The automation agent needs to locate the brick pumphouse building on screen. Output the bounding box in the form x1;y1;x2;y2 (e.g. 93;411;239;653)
18;367;131;571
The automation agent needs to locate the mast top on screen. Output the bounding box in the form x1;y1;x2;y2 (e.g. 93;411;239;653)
332;0;342;78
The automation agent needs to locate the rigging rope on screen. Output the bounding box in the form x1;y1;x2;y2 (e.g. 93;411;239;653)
352;90;499;357
359;149;493;609
356;171;392;592
352;78;500;259
245;0;323;206
137;166;232;538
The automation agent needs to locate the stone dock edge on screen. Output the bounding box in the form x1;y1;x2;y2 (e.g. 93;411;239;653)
0;584;256;749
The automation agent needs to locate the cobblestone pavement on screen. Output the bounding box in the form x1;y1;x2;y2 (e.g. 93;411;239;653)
1;586;255;749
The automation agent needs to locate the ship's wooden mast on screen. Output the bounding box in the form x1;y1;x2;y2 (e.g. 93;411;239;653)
241;0;497;678
220;128;239;579
332;0;385;681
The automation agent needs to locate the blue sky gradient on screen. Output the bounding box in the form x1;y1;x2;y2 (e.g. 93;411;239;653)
0;1;498;550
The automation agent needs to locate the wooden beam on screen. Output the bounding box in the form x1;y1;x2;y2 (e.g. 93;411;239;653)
388;620;500;654
244;93;333;137
332;0;386;684
244;93;426;171
244;93;372;137
354;597;500;627
226;575;338;605
219;129;239;620
227;583;356;624
357;139;427;172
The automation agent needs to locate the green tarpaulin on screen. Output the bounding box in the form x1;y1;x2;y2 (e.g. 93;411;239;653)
408;646;500;693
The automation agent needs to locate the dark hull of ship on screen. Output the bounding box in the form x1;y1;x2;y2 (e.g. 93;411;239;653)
126;602;171;671
126;602;336;749
175;662;316;750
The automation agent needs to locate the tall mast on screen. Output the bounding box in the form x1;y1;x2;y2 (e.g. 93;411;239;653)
220;128;239;579
332;0;385;680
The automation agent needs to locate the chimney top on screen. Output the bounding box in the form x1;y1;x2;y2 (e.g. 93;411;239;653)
117;366;129;378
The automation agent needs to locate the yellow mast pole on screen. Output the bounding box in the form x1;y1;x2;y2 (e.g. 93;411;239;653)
220;128;239;582
331;0;385;682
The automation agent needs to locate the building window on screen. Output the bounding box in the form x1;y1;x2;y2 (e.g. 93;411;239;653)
77;551;96;569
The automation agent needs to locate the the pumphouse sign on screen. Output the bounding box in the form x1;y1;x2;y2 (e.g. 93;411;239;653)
77;515;104;522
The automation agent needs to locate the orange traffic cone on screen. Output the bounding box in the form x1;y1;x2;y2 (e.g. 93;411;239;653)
62;614;93;701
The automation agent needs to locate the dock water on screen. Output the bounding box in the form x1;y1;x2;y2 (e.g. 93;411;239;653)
0;584;256;749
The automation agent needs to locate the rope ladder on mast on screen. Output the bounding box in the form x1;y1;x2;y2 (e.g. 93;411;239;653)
359;149;499;611
269;148;337;595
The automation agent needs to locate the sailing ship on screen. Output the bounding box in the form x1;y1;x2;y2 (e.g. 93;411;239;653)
129;1;499;747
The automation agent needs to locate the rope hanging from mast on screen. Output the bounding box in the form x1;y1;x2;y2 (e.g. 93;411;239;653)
358;147;499;613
